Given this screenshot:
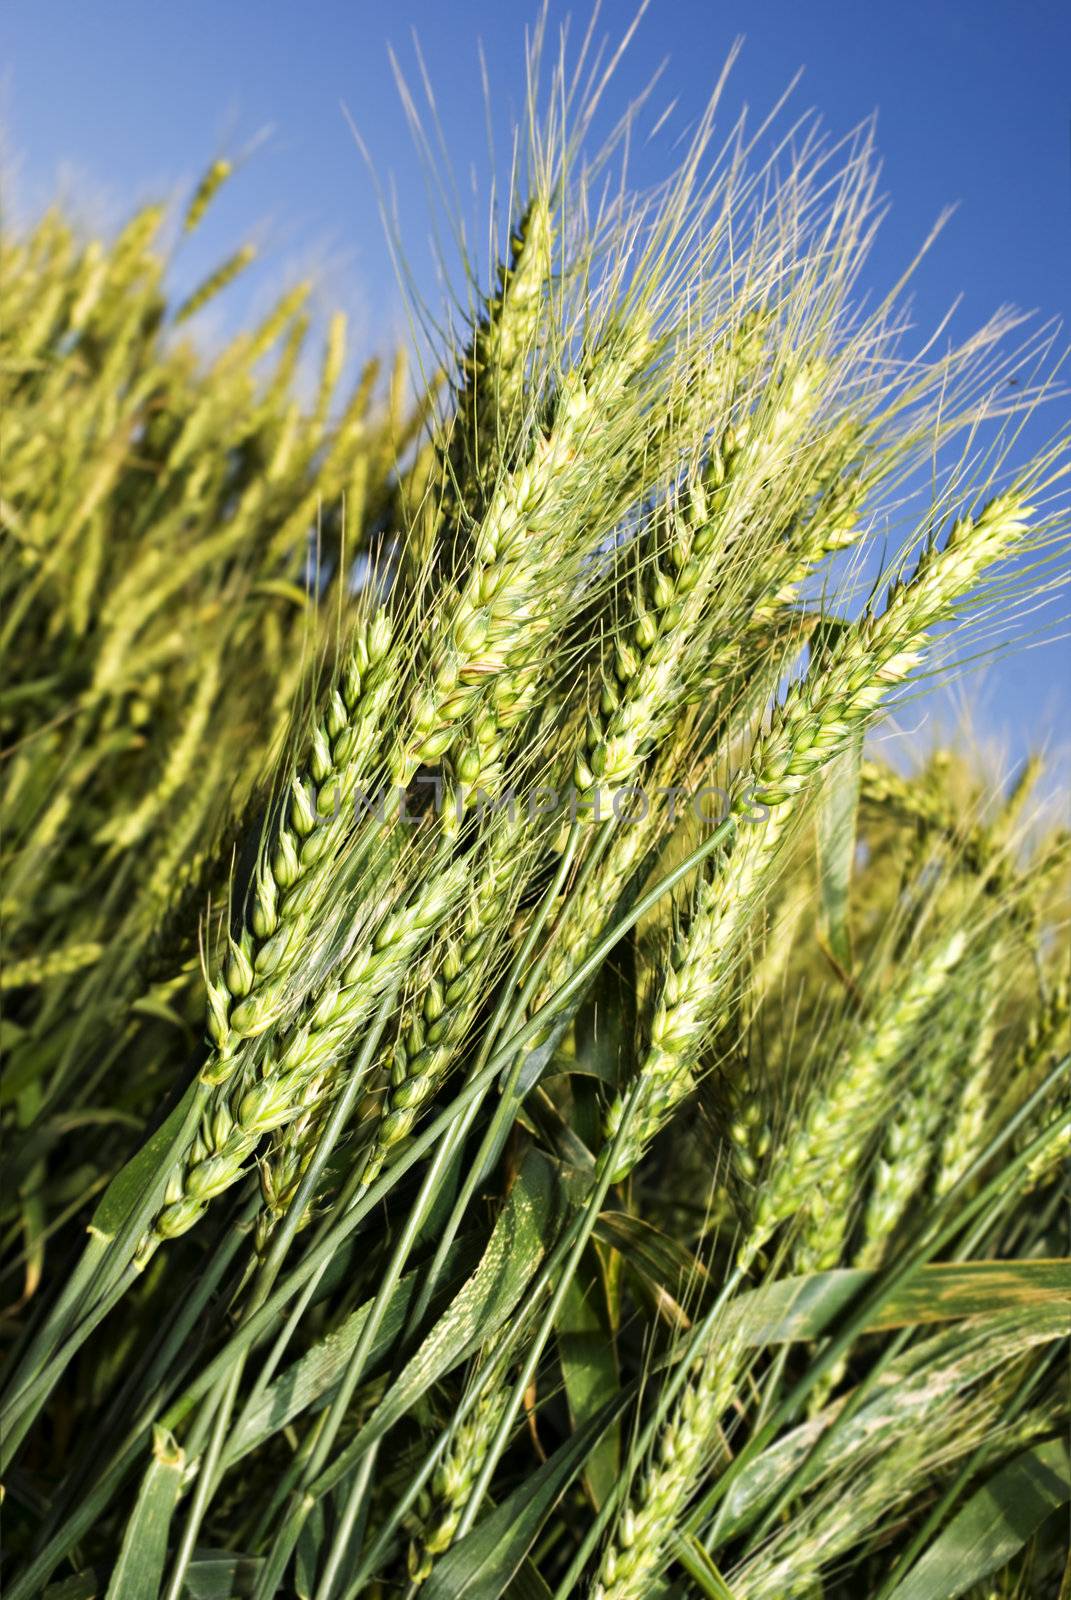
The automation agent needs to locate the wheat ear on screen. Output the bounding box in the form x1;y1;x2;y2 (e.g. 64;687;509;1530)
397;314;656;797
358;816;529;1185
444;196;555;515
1009;975;1071;1192
410;193;554;583
590;1334;744;1600
605;490;1038;1196
576;358;823;802
933;950;1004;1196
747;927;966;1272
406;1355;511;1584
143;856;467;1250
203;609;397;1067
852;999;972;1270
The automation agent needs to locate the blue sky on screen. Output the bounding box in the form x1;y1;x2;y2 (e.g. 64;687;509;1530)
3;0;1069;785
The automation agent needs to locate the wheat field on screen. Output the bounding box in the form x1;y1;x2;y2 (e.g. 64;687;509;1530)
1;28;1069;1600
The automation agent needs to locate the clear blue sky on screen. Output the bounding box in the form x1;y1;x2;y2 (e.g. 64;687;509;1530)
3;0;1069;783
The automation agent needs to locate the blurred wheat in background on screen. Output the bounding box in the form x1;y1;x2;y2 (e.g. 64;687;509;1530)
1;19;1069;1600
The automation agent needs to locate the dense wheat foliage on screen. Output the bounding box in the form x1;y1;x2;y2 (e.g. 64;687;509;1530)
2;30;1069;1600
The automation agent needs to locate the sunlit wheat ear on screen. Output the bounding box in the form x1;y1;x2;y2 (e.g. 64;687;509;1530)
571;323;774;796
520;699;721;1072
142;852;469;1252
603;488;1052;1193
799;864;1002;1283
148;806;438;1253
530;618;806;1091
811;821;1061;1323
599;824;784;1186
851;997;973;1271
201;608;398;1069
931;944;1004;1200
527;696;778;1144
441;195;556;525
259;718;573;1229
396;309;659;795
358;811;536;1185
258;794;542;1227
173;244;257;325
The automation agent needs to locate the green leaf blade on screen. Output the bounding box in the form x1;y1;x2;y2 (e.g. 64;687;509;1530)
886;1440;1070;1600
104;1426;185;1600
